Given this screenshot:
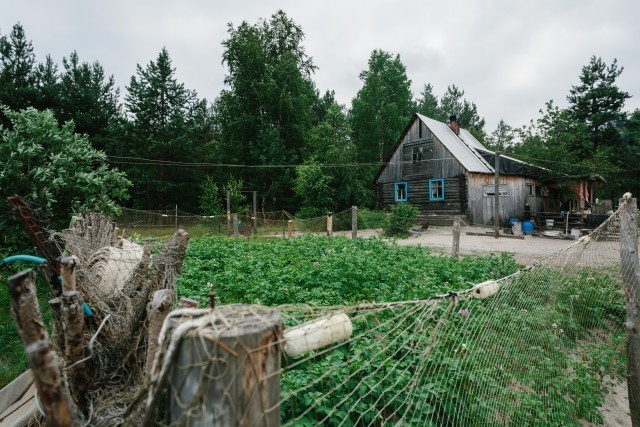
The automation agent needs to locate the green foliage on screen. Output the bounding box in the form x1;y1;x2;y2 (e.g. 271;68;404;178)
485;119;514;152
351;49;413;164
0;23;38;125
199;176;223;215
356;208;386;229
223;177;248;213
214;10;317;211
176;236;623;425
0;107;131;253
121;47;208;211
294;161;335;218
383;203;419;237
177;235;520;307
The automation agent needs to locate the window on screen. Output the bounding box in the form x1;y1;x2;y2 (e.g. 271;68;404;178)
412;147;423;164
394;182;408;202
526;183;534;196
429;179;444;201
483;184;508;197
419;122;423;139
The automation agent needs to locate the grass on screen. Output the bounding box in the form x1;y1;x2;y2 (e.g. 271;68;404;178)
0;270;52;388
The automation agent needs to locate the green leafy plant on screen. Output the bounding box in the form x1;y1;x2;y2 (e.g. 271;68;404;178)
383;203;419;237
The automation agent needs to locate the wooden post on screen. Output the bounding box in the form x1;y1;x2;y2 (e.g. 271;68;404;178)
175;204;178;229
168;306;283;426
619;196;640;426
352;206;358;239
232;213;239;237
8;270;79;426
288;220;293;238
494;151;501;238
452;216;460;258
146;290;173;374
227;191;231;237
327;212;333;237
253;191;258;236
59;256;86;406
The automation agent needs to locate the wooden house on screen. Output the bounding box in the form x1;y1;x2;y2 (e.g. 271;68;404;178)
375;114;551;225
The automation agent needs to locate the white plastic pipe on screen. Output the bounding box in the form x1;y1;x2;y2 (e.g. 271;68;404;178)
284;312;353;357
472;280;500;299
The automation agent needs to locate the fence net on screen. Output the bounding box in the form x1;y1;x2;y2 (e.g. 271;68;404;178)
1;201;633;426
147;202;630;426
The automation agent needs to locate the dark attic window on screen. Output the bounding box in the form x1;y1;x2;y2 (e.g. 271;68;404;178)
419;122;423;139
412;147;423;164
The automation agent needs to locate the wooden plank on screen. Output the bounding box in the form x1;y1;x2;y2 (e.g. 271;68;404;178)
0;370;33;414
0;382;36;427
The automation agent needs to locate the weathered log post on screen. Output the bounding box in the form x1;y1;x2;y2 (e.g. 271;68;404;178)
253;191;258;236
8;269;79;426
288;220;293;238
59;256;87;407
619;196;640;426
352;206;358;239
327;212;333;237
233;213;239;237
168;306;283;426
227;191;231;236
452;216;460;258
146;289;174;374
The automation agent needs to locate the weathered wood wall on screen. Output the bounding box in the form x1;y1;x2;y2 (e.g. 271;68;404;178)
467;173;548;225
376;118;467;216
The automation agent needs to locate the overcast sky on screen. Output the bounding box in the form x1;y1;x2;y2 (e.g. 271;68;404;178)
2;0;639;132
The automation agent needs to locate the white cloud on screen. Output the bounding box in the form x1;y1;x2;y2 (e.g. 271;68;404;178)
1;0;639;131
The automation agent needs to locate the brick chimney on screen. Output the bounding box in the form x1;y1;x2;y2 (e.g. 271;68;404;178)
449;115;460;136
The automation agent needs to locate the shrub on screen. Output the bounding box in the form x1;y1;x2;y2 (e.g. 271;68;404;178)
383;203;419;237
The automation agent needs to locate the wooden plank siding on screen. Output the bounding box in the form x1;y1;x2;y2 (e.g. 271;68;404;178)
378;176;466;215
467;173;548;225
377;118;467;216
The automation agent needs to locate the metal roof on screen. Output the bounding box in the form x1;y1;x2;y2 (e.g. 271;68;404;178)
417;114;494;173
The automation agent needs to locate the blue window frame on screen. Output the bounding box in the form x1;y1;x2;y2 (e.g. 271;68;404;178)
394;182;408;202
429;179;445;201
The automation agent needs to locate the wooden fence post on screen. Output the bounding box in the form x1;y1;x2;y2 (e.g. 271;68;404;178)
327;213;333;237
452;216;460;258
168;306;283;426
232;213;239;237
494;151;501;238
352;206;358;239
253;191;258;236
8;269;79;426
227;191;231;237
619;196;640;426
288;220;293;238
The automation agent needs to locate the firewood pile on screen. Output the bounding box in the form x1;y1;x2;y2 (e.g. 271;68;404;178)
6;213;189;426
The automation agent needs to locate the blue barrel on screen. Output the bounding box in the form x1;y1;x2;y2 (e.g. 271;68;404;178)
522;220;534;235
509;218;520;225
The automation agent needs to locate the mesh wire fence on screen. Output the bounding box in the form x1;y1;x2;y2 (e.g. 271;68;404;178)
2;201;634;426
149;202;632;426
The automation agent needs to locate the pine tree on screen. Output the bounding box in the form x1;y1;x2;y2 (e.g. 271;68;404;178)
567;56;630;156
0;23;38;124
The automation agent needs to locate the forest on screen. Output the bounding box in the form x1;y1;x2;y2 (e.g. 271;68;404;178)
0;10;638;249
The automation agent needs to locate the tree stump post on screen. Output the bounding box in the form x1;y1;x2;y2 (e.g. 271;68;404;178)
619;196;640;426
8;269;79;426
327;212;333;237
168;306;283;426
288;220;293;238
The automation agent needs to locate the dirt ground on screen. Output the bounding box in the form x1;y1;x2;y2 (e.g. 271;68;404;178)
334;225;577;266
